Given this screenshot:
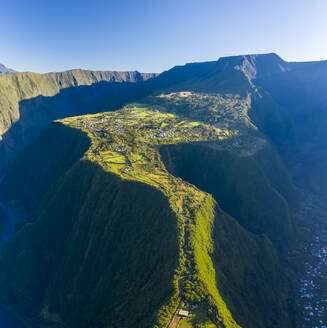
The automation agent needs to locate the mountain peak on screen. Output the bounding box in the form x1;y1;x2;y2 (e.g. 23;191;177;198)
0;63;16;74
217;53;291;79
219;52;282;61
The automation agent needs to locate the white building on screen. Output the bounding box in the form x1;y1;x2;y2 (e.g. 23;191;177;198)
179;309;189;317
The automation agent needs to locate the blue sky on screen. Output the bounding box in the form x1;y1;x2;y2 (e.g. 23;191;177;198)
1;0;327;73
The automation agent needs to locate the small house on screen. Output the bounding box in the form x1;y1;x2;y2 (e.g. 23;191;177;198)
179;309;189;317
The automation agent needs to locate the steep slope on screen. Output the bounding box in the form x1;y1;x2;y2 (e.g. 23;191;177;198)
0;160;179;328
144;91;296;248
211;206;294;328
0;122;91;212
149;53;327;197
0;99;297;328
251;60;327;196
0;69;155;173
160;143;295;249
176;54;327;199
149;53;290;95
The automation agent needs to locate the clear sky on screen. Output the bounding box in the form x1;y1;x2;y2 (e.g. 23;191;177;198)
1;0;327;73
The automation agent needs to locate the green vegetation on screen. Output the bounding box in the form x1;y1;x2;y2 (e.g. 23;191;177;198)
2;52;326;328
61;104;240;327
0;160;179;328
0;69;153;137
144;92;253;134
160;143;295;249
0;84;297;327
0;69;155;174
177;303;217;328
1;122;91;211
142;92;270;158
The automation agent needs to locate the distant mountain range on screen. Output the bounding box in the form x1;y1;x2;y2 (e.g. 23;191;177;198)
0;64;16;74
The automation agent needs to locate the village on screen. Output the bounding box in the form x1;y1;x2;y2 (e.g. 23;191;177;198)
148;92;253;135
70;105;232;180
58;94;278;328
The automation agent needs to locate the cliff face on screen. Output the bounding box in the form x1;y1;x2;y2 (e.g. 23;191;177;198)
160;142;296;327
0;70;155;173
160;142;295;249
251;60;327;197
212;206;294;328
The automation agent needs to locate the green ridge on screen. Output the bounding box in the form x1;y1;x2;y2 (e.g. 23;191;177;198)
0;89;296;327
61;104;240;327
